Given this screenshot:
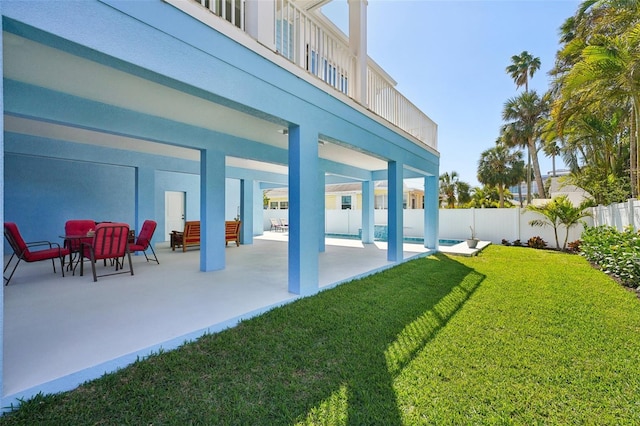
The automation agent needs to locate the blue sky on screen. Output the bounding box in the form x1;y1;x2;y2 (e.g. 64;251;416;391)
322;0;581;188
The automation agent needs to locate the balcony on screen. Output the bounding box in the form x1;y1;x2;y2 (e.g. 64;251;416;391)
186;0;437;150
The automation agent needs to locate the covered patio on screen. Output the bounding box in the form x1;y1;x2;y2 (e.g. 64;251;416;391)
1;0;440;407
4;235;432;401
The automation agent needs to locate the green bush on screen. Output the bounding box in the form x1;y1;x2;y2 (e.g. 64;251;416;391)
580;225;640;287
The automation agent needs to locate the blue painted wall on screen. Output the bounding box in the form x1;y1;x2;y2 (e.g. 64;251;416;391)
3;133;243;250
5;153;135;244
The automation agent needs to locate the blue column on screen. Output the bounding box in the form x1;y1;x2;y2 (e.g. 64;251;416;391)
0;25;5;397
134;166;155;240
318;169;326;253
288;125;320;295
240;179;254;245
424;175;439;249
361;180;374;243
388;161;403;262
200;149;225;271
253;181;264;236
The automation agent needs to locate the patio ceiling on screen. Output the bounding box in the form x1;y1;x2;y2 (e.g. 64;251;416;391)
3;31;389;175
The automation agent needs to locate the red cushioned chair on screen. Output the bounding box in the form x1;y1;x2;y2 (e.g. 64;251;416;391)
129;220;159;264
3;222;70;285
80;222;134;282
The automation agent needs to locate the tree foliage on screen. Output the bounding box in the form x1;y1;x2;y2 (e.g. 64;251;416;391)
527;195;593;250
439;171;471;208
477;143;524;208
549;0;640;202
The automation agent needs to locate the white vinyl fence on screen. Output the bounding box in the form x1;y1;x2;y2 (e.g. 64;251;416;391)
590;199;640;231
264;207;597;249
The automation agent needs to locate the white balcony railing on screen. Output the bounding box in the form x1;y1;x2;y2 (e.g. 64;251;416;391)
367;68;437;148
275;0;355;98
195;0;244;29
191;0;437;150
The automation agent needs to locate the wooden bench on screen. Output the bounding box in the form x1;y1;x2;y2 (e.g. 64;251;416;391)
225;220;241;247
171;221;200;252
171;220;241;251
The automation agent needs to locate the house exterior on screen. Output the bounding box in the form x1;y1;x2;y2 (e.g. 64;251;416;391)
1;0;439;404
265;181;425;211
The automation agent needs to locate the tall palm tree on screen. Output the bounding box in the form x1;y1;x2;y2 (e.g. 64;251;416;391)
477;143;524;208
502;91;551;200
506;51;542;203
506;51;541;93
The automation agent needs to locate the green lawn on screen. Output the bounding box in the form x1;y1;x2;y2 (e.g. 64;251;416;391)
3;245;640;424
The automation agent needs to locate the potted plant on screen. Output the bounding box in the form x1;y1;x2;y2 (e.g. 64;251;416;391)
467;226;479;248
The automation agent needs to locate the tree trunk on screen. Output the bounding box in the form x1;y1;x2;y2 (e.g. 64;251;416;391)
632;102;639;198
526;150;532;204
498;183;505;208
529;137;546;199
631;106;637;198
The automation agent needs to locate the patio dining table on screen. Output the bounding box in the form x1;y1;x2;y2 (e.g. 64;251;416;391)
60;233;94;275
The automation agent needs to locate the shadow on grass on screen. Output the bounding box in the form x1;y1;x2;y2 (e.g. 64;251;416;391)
4;253;485;424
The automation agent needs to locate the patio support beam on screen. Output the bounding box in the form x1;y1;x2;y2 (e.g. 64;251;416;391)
134;166;155;240
240;179;254;245
288;125;320;296
424;175;438;249
348;0;368;105
387;160;403;262
361;180;374;243
0;24;5;398
318;170;326;253
253;181;264;236
200;149;226;271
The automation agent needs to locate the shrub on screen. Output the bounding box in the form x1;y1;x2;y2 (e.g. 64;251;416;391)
567;239;581;253
527;236;547;249
501;239;511;246
580;226;640;287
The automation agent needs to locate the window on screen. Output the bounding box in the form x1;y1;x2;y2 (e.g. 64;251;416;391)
375;195;387;209
280;201;289;210
270;201;279;210
276;20;294;60
341;195;352;210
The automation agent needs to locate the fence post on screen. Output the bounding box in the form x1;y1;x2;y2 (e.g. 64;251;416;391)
515;207;521;242
629;199;636;231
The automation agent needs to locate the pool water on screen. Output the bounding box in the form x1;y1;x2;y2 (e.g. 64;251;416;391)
324;233;463;246
438;239;464;247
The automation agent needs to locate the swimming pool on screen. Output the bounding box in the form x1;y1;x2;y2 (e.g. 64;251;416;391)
438;239;464;247
324;233;463;246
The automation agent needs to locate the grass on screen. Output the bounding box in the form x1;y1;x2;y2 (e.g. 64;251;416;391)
3;245;640;424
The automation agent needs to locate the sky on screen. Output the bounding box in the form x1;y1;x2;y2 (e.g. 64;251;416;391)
321;0;582;188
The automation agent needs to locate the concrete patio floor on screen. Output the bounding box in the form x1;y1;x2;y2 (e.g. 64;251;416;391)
3;233;434;402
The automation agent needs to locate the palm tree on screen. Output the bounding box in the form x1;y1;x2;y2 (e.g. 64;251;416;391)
506;51;543;203
477;143;524;208
439;171;471;208
550;0;640;198
455;181;472;207
559;24;640;195
502;91;551;201
506;51;541;93
467;185;512;208
527;195;593;250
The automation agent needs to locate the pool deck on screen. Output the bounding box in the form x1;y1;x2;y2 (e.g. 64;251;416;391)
438;240;492;256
